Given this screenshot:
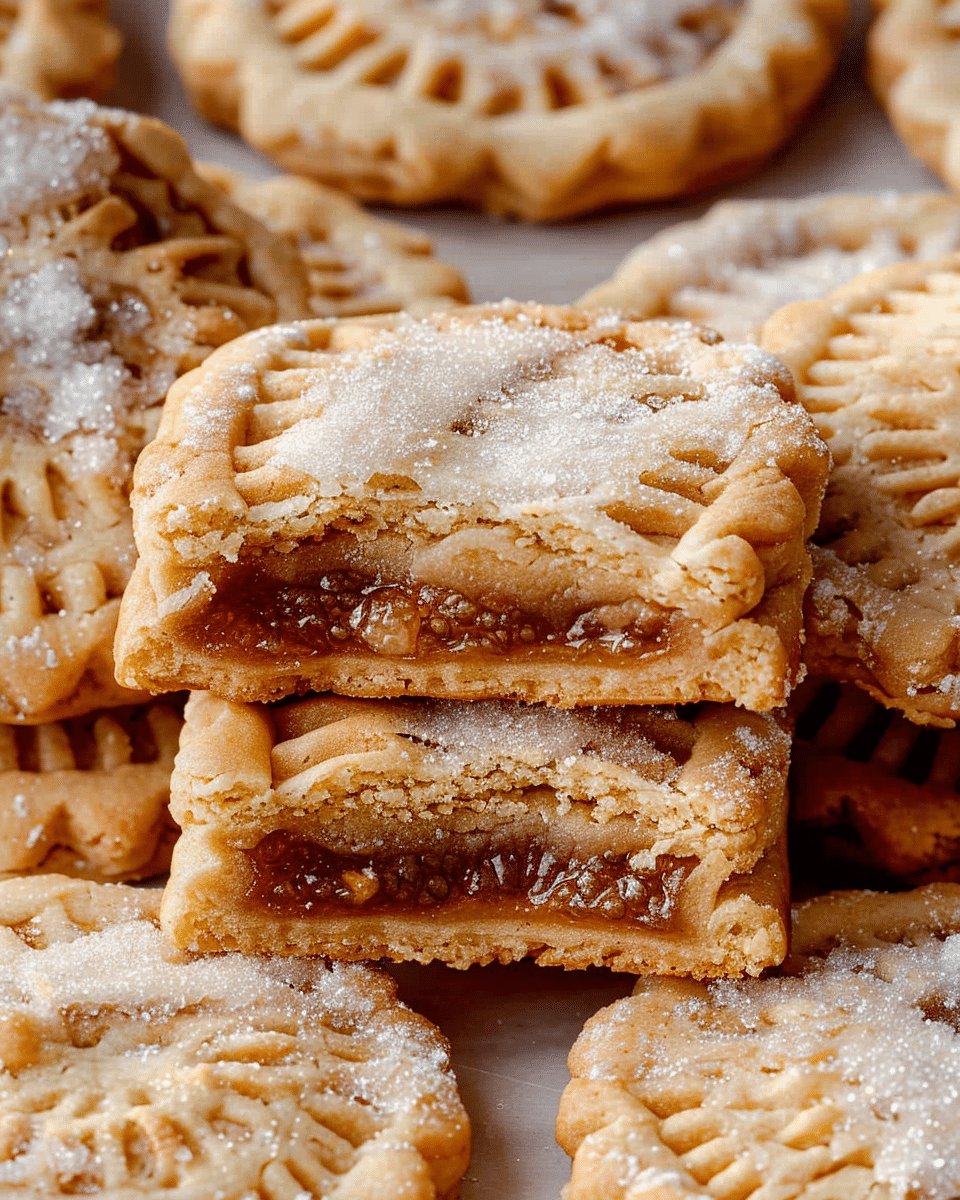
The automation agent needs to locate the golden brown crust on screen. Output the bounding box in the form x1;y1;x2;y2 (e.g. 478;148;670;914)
198;162;470;317
558;883;960;1198
0;2;121;100
0;93;311;723
0;701;182;882
115;303;829;711
161;692;790;975
869;0;960;192
578;192;960;342
762;253;960;726
168;0;848;219
0;875;470;1198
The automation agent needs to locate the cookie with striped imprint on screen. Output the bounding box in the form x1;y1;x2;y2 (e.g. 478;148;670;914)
789;679;960;892
558;883;960;1200
199;163;469;318
0;874;470;1198
762;253;960;726
579;192;960;342
0;91;310;724
168;0;847;219
0;701;183;882
114;302;829;712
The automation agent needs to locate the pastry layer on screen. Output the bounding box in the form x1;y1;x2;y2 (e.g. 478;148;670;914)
163;692;790;975
116;303;829;710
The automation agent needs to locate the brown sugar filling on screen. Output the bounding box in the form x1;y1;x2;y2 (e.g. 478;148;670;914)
190;570;676;661
245;828;695;927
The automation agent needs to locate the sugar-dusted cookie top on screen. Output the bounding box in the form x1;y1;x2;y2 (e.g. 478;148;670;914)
559;883;960;1199
580;192;960;343
763;253;960;726
116;302;829;710
0;874;470;1197
169;0;847;218
0;91;312;724
0;3;120;100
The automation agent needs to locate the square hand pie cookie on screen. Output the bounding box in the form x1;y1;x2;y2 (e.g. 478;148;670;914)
0;875;470;1198
790;679;960;892
168;0;847;220
558;883;960;1200
0;700;182;883
579;192;960;344
161;692;790;976
762;254;960;726
115;303;829;711
0;2;120;100
198;163;470;318
0;91;311;724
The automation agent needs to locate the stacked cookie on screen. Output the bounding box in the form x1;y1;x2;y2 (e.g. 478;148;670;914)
113;301;828;977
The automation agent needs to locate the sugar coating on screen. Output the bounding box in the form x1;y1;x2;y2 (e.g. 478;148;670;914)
0;260;131;465
395;699;685;776
0;96;117;223
593;196;960;343
327;0;740;86
598;936;960;1196
267;311;795;508
1;918;387;1034
0;906;466;1194
671;234;911;342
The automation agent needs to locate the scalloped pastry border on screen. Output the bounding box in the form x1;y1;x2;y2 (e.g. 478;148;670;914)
169;0;849;219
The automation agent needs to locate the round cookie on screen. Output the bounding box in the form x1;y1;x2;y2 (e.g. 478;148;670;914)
0;91;311;725
198;163;469;317
0;875;470;1198
578;192;960;342
0;2;120;100
558;884;960;1199
168;0;848;219
870;0;960;194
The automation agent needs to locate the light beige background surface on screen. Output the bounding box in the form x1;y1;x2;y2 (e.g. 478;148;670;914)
107;1;939;1195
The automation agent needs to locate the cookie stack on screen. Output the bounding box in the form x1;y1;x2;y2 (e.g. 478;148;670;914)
113;301;828;978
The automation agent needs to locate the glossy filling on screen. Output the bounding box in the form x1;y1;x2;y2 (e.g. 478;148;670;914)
246;828;695;926
191;570;677;661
